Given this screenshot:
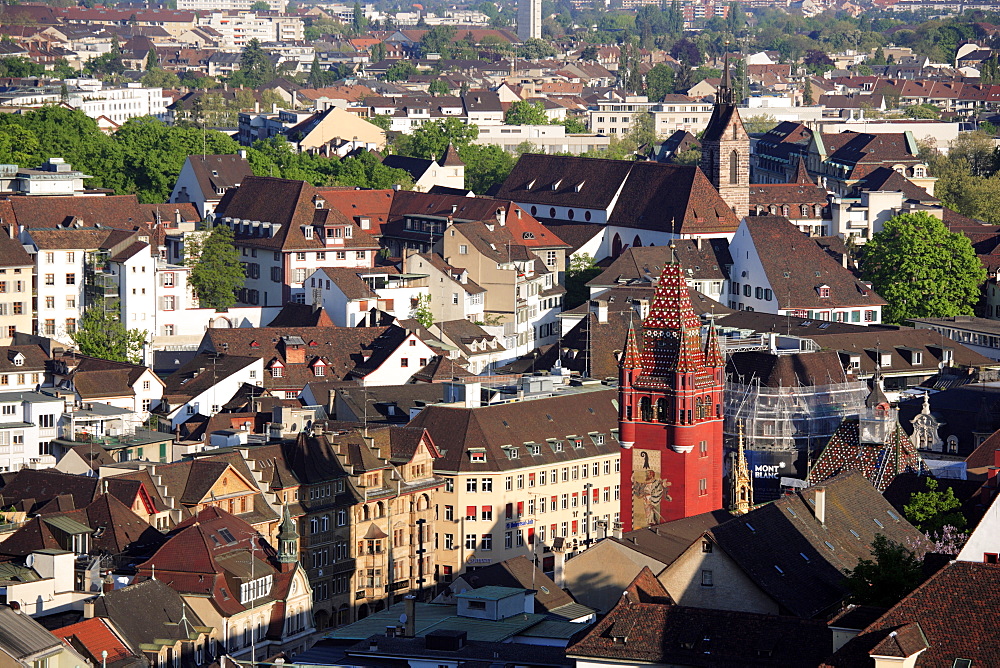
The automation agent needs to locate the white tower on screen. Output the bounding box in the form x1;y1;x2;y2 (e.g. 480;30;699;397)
517;0;541;41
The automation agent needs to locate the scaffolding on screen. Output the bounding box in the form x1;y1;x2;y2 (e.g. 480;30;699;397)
724;376;870;455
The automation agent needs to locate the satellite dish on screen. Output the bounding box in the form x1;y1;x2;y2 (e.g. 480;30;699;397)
399;613;408;624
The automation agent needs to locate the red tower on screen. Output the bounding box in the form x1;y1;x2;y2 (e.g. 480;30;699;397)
618;259;725;530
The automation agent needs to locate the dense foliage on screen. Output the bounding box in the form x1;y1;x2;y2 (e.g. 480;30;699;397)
860;212;986;323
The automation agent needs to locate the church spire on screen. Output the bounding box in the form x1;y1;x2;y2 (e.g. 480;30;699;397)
729;422;753;515
719;46;734;106
621;313;641;370
277;504;299;571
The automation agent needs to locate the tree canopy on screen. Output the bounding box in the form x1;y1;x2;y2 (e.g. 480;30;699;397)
904;477;966;534
860;211;986;323
187;225;245;310
843;535;925;607
504;100;549;125
72;299;147;365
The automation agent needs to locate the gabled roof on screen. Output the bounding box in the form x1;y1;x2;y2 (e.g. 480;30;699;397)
53;618;143;668
709;471;927;618
458;555;578;614
0;229;32;268
0;604;65;660
726;350;849;388
92;579;211;653
8;195;152;234
588;241;730;287
824;562;1000;667
742;216;886;309
185;153;253;202
850;166;937;202
406;388;620;474
567;570;831;666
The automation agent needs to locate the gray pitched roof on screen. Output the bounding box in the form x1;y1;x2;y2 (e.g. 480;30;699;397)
0;605;64;660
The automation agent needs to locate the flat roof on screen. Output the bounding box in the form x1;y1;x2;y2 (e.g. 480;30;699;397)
911;316;1000;335
0;391;63;403
456;585;524;601
324;601;547;643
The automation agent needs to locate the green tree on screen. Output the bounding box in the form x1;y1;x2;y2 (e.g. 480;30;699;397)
646;63;675;102
307;54;330;88
843;535;925;607
803;77;814;106
412;294;434;329
142;67;180;89
671;147;701;165
250;0;271;10
742;113;779;134
239;38;275;87
519;37;556;60
565;253;601;309
0;122;40;166
394;117;479;160
904;478;967;534
558;116;588;133
352;0;366;32
368;114;392;131
188;225;245;310
860;211;986;323
504;99;548;125
72;299;147;364
904;103;941;119
370;41;386;62
384;60;417;82
144;48;157;71
856;62;874;76
460;143;515;194
427;79;449;95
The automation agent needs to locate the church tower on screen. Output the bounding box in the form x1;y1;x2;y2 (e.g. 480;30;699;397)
277;504;299;572
618;255;725;530
699;48;750;220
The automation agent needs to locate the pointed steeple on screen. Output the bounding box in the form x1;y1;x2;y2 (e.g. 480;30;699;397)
277;504;298;568
703;322;725;369
793;156;813;185
638;259;705;380
439;142;464;167
729;421;753;515
621;313;641;370
719;47;734;106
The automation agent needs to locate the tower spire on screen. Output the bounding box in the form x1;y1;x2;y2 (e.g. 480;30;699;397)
704;321;725;369
719;44;733;106
621;312;641;370
729;421;753;515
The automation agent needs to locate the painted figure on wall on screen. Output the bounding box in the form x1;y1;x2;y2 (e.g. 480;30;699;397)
632;449;671;529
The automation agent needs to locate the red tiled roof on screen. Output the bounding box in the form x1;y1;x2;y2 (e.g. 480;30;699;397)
54;618;136;667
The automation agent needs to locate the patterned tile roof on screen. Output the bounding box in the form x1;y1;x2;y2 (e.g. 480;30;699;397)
808;416;927;492
638;260;707;379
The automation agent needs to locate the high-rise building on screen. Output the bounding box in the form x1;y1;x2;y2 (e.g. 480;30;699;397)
517;0;540;41
617;260;725;530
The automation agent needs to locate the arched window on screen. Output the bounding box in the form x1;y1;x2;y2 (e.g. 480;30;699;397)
640;397;653;422
375;501;385;518
632;235;642;248
612;233;623;257
656;398;668;423
730;150;739;184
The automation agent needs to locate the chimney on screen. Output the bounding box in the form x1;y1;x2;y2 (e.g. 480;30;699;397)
404;595;416;638
552;544;567;589
591;300;608;324
239;149;248;160
83;601;95;619
174;208;182;227
695;236;702;250
814;487;826;526
6;224;13;239
496;207;506;226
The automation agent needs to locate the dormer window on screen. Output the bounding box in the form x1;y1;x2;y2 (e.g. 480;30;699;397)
575;181;585;192
11;353;23;367
312;358;327;376
314;196;325;209
304;226;314;240
522;232;535;240
817;285;830;298
345;226;353;238
551;179;562;191
469;449;486;463
270;360;284;377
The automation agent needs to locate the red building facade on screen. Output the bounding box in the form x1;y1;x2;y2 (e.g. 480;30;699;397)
618;261;725;530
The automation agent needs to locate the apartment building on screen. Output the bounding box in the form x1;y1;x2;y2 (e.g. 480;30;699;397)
586;95;658;137
65;81;171;124
0;390;63;472
402;252;486;324
0;225;34;343
213;177;380;307
407;381;621;580
651;96;716;136
197;11;304;49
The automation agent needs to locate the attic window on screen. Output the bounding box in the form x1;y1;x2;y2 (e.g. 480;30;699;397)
551;179;562;191
800;552;810;562
550;440;564;453
954;659;973;668
887;509;899;521
774;565;784;575
469;449;486;463
574;181;585;192
817;285;830;298
746;523;755;532
824;541;835;550
506;447;519;460
849;529;860;539
218;528;237;543
526;179;535;190
873;518;885;528
250;341;260;347
523;232;535;240
304;227;314;240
